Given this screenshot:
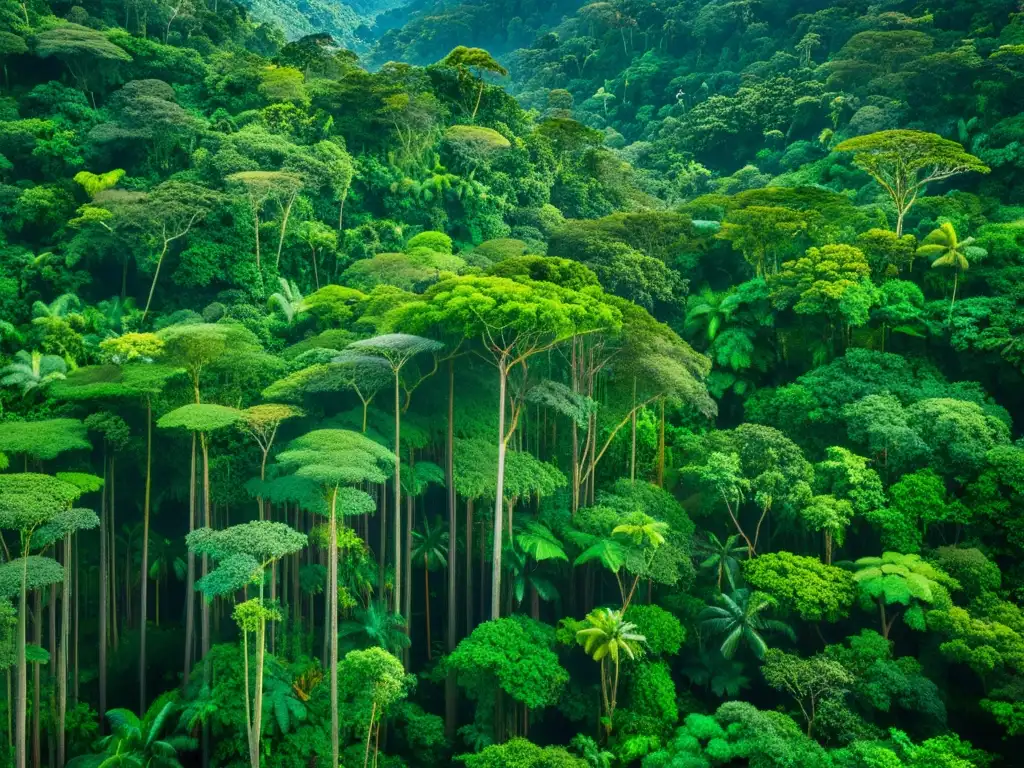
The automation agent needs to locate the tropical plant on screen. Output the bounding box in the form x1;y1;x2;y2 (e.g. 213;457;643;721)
0;350;67;395
695;532;747;591
66;693;196;768
576;607;646;735
699;589;795;659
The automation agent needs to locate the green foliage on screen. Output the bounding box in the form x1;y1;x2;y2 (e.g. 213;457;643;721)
744;553;856;622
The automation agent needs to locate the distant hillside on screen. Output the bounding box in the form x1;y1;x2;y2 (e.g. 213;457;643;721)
244;0;409;44
367;0;583;66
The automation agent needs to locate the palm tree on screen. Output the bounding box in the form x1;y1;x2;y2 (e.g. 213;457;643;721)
268;278;304;323
31;292;82;322
917;222;986;320
699;589;795;659
0;350;67;396
694;532;747;591
339;603;411;655
67;692;196;768
508;521;566;617
148;536;186;627
410;516;448;659
576;608;646;736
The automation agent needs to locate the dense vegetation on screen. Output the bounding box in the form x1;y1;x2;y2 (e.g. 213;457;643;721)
1;0;1024;766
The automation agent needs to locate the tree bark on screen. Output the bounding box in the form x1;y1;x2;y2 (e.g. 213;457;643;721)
139;398;152;713
491;358;510;620
329;490;340;768
445;361;457;736
393;374;402;617
183;434;196;685
99;453;108;729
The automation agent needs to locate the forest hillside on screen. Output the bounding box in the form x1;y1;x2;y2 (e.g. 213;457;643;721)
1;0;1024;767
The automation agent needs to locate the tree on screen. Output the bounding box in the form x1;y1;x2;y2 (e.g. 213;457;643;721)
274;429;392;768
238;403;303;518
718;206;810;277
226;171;303;274
799;496;854;565
138;182;220;322
770;245;875;333
695;532;746;591
0;473;82;768
0;350;66;395
461;738;588;767
743;553;856;622
33;487;99;766
852;552;958;640
439;46;508;121
410;517;448;659
447;617;568;744
699;589;795;659
917;222;986;320
187;522;306;768
337;648;410;768
761;649;853;737
33;24;131;105
394;277;618;619
683;452;753;555
834;131;989;236
576;607;645;736
345;334;441;618
294;220;337;289
157;402;242;684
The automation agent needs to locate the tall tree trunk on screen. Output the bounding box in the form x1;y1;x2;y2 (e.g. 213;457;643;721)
183;434;197;685
274;192;297;269
393;375;402;617
465;498;473;637
491;360;509;620
15;556;29;768
99;453;108;729
445;361;457;737
31;591;40;768
424;559;432;660
329;490;340;768
73;536;79;705
139;398;152;714
110;464;118;652
57;534;70;767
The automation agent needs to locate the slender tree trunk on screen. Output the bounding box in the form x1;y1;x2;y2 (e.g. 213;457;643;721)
15;555;28;768
329;490;340;768
73;536;79;704
445;361;457;736
141;240;169;323
630;377;637;483
465;498;473;637
363;702;376;768
32;591;40;768
393;374;402;617
274;193;297;270
99;454;108;729
424;559;432;659
110;465;118;652
656;398;665;487
253;209;261;271
491;360;509;620
201;433;212;768
183;434;197;685
57;533;70;767
139;398;152;714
